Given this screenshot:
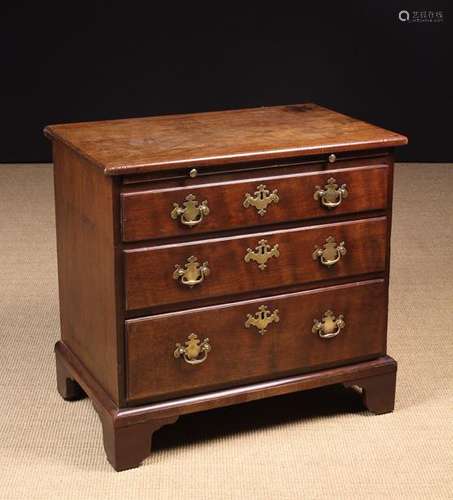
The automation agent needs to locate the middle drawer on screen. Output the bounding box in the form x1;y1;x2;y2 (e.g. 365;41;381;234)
124;217;387;311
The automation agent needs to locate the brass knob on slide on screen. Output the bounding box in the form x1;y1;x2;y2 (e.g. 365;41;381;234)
174;334;211;364
171;194;209;227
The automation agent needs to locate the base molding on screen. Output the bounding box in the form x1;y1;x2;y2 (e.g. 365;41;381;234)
55;341;397;471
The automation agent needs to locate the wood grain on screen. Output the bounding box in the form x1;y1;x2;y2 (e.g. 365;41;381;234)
124;217;387;311
126;280;387;403
44;103;407;175
121;164;389;242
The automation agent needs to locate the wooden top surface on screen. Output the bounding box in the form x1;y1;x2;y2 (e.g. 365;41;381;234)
44;103;407;176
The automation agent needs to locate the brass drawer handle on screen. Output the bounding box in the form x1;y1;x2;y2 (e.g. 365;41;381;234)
244;239;280;270
314;177;348;209
173;256;210;287
171;194;209;227
243;184;279;216
312;310;345;339
312;236;346;267
245;305;279;335
174;333;211;364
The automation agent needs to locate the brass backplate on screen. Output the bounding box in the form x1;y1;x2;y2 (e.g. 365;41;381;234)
312;310;345;339
171;194;209;226
312;236;347;267
243;184;279;216
244;239;280;270
314;177;348;209
173;255;210;287
174;333;211;364
245;305;280;335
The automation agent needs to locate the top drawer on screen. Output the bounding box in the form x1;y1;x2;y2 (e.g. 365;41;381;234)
121;163;389;242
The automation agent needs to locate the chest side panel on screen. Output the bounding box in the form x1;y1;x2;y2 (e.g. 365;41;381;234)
53;142;122;404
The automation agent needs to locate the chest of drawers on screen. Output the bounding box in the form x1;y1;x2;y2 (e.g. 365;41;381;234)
45;103;407;471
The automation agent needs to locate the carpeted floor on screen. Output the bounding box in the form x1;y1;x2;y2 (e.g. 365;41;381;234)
0;163;452;499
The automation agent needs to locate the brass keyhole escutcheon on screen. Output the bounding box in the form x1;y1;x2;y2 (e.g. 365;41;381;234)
173;256;210;287
170;194;209;227
312;310;345;339
244;305;280;335
174;333;211;364
243;184;279;216
312;236;347;267
314;177;348;209
244;239;280;270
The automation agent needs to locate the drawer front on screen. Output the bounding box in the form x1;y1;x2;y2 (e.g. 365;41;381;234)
121;164;389;242
124;217;387;311
126;280;387;403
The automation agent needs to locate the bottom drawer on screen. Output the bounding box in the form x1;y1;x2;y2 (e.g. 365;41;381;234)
126;280;387;403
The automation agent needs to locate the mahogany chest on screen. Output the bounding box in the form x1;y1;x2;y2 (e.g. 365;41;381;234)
45;103;407;471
